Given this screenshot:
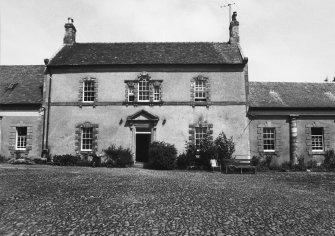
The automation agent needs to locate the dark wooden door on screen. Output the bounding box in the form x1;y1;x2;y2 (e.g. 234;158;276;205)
136;134;151;162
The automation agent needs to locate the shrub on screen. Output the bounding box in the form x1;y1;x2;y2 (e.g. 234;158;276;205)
104;145;133;168
251;155;260;167
215;132;235;162
147;141;177;170
306;159;318;169
293;155;306;171
53;154;80;166
33;158;47;165
0;155;6;163
198;135;217;170
324;149;335;170
176;142;197;169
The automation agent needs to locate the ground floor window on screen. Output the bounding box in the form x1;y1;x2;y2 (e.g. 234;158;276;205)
81;127;93;151
16;127;27;150
195;127;207;149
311;127;324;151
263;127;275;152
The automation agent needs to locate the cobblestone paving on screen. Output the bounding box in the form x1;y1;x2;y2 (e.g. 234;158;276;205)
0;164;335;235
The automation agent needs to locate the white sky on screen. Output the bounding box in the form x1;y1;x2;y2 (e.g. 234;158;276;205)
0;0;334;82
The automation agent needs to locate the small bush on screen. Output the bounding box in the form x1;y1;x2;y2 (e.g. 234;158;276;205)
33;158;47;165
104;145;133;168
215;132;235;161
198;136;217;170
324;149;335;170
292;155;306;171
251;155;260;167
53;154;80;166
0;155;6;163
306;159;318;169
147;141;177;170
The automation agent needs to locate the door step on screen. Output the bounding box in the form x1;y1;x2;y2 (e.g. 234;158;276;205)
133;162;144;168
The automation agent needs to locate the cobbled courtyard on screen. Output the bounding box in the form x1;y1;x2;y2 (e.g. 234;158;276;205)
0;164;335;236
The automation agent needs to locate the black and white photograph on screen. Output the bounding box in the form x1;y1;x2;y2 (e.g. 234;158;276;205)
0;0;334;235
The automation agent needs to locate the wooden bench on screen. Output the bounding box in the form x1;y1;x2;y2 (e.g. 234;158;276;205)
222;158;256;174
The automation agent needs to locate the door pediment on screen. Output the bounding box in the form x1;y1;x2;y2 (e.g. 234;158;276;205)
126;110;159;126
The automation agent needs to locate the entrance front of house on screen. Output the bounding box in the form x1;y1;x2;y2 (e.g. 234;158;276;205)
126;110;159;164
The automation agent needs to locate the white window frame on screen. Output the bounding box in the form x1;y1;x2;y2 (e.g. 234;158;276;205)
311;127;324;152
138;80;150;102
16;127;27;150
83;80;95;102
81;127;93;151
194;80;206;102
263;127;276;152
195;127;207;149
153;86;160;102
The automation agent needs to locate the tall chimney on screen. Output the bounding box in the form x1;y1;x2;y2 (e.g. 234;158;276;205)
63;17;76;45
229;12;239;44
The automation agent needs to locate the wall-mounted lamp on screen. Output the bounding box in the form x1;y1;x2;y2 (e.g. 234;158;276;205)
119;118;123;125
162;118;166;125
38;107;46;116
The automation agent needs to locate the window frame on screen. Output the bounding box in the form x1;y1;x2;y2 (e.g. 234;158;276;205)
311;127;324;152
195;127;207;150
194;80;206;102
153;86;160;102
128;86;135;102
16;127;27;150
81;127;93;151
83;80;95;103
138;79;150;102
263;127;276;152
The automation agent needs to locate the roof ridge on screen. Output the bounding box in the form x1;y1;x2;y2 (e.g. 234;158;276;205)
73;42;229;44
250;81;332;84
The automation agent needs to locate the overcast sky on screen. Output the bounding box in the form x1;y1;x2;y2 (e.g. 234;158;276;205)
0;0;334;82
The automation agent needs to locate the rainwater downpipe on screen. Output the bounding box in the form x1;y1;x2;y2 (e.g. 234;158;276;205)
45;72;52;153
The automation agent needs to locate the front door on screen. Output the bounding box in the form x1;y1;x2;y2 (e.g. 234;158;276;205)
136;133;151;162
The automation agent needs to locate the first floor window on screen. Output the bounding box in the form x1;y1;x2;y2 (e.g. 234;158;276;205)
263;127;275;152
194;80;206;101
154;86;160;101
312;127;324;151
128;86;135;102
195;127;207;149
81;128;93;151
16;127;27;150
83;81;95;102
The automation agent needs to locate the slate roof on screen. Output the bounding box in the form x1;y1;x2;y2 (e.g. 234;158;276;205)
0;65;44;105
48;42;244;66
249;82;335;108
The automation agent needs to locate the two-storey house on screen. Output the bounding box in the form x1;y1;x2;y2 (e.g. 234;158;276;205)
43;13;250;162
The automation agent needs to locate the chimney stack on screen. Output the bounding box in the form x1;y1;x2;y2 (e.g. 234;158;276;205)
229;12;239;44
63;17;76;45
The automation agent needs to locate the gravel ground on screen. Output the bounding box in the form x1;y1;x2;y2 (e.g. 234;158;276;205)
0;164;334;236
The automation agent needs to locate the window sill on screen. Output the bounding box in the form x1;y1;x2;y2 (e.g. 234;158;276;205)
124;101;163;106
79;102;97;108
309;150;325;155
191;101;210;107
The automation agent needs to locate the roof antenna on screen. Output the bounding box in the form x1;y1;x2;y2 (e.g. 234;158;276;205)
221;1;236;24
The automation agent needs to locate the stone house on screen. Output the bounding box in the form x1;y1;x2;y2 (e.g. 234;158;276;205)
248;82;335;166
42;14;250;162
0;65;44;159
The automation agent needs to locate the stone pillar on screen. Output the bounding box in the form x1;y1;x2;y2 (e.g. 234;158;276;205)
289;115;299;165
